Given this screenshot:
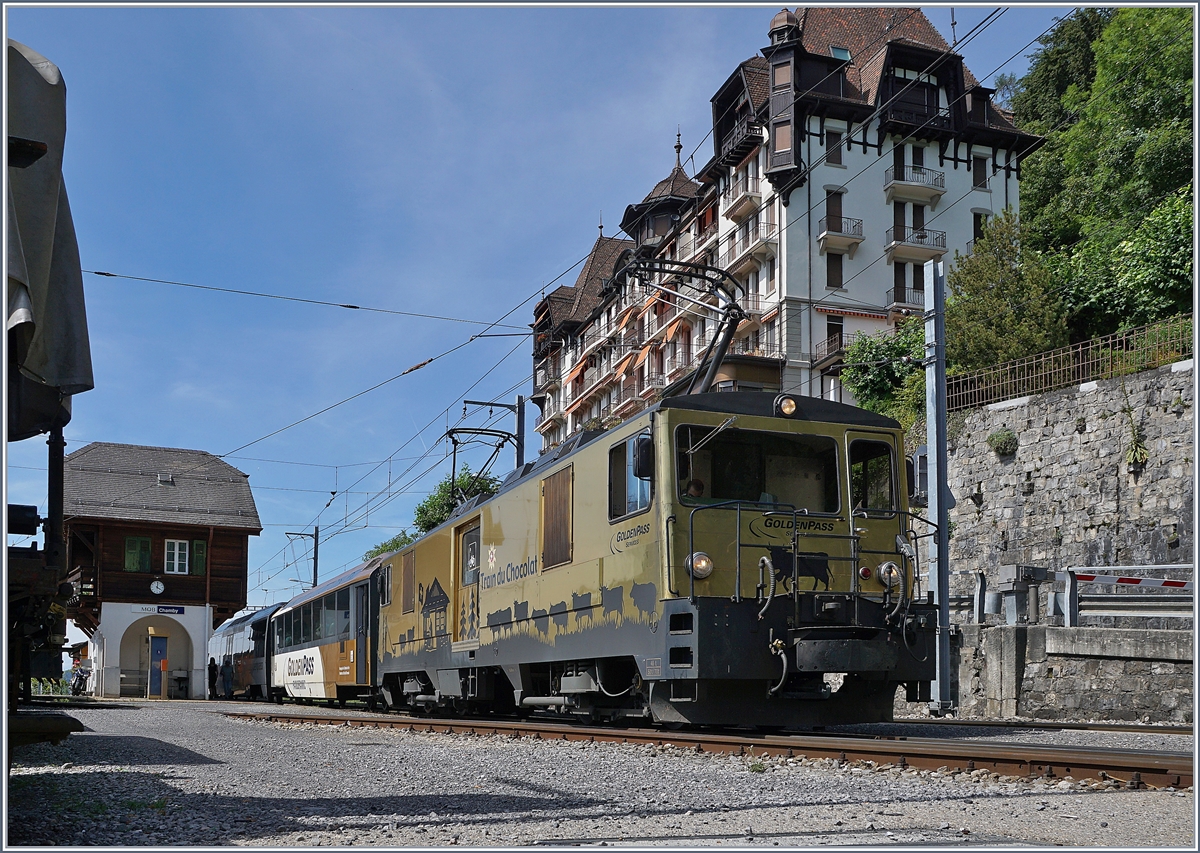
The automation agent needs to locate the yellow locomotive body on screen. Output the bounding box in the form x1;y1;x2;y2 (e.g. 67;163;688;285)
375;391;937;727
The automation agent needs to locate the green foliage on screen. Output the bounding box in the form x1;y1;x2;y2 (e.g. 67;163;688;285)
1014;8;1194;340
986;428;1019;456
945;211;1068;370
840;317;925;432
362;530;416;561
363;464;502;560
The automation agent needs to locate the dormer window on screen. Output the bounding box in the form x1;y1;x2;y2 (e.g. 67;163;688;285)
830;46;851;62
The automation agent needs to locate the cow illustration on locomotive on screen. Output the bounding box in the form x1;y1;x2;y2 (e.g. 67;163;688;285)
211;256;939;728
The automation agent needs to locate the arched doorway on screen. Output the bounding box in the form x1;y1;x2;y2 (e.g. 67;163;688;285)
118;616;194;698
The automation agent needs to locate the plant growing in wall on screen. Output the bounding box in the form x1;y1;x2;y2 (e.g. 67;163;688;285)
1120;382;1150;469
986;427;1019;456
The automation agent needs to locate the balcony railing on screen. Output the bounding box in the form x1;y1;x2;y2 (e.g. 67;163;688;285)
885;225;946;250
818;216;863;237
717;222;778;270
534;366;561;389
814;332;844;363
882;105;952;129
887;286;926;308
884;165;945;189
724;175;759;202
720;117;763;163
728;340;783;359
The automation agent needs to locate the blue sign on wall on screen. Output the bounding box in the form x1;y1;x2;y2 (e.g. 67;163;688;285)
156;606;184;615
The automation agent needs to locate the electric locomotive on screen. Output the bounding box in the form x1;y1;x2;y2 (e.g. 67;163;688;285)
372;390;938;727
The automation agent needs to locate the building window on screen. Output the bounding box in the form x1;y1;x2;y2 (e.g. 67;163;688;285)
772;61;791;90
764;257;776;293
826;252;843;289
894;262;907;296
973;212;987;242
973;156;989;189
124;536;151;573
826;130;842;165
831;46;851;61
164;539;189;575
379;561;392;606
773;121;792;153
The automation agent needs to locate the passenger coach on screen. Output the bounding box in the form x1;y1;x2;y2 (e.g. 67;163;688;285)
270;560;382;705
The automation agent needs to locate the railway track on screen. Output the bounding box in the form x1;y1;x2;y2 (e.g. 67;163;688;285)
897;717;1193;736
225;710;1192;790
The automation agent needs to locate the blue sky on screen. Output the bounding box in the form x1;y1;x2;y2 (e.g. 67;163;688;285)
6;3;1070;621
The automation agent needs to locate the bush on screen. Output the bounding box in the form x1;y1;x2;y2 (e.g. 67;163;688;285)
986;428;1019;456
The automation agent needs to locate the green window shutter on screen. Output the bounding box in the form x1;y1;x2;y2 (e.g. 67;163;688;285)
191;540;207;575
139;538;152;573
124;537;140;572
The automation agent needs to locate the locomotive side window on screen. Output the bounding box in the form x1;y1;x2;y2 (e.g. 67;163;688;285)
461;525;481;585
608;433;652;521
542;465;573;568
849;439;895;511
379;562;392;606
676;426;839;512
401;552;416;614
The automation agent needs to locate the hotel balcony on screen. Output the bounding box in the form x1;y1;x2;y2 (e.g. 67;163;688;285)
813;332;845;367
717;222;778;276
688;220;720;260
887;286;926;311
534;364;561;391
640;372;667;397
884;225;947;265
883;164;946;209
719;117;763;167
817;216;865;260
723;175;762;223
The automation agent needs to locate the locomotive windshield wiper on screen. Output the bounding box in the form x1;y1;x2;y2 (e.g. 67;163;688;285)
685;416;737;461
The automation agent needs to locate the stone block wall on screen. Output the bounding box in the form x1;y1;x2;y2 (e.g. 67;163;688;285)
944;360;1193;579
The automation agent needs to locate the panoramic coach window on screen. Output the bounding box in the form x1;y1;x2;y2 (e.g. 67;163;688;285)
401;552;416;614
542;466;573;568
850;439;896;512
676;426;839;512
337;588;351;634
124;536;151;572
324;593;337;638
609;434;651;521
164;539;189;574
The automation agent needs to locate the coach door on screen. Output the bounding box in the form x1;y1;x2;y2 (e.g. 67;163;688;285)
847;433;904;591
454;521;481;647
354;583;368;684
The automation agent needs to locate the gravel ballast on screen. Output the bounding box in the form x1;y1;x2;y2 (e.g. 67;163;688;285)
7;700;1195;847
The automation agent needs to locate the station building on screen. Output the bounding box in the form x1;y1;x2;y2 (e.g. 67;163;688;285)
62;442;261;699
531;6;1038;450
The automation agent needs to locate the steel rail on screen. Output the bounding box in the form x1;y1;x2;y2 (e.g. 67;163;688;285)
896;718;1193;736
224;710;1192;789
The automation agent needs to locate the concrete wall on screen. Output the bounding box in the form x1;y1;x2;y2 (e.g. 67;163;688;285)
89;601;213;699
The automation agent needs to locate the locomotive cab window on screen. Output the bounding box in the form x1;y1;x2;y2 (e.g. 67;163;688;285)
675;425;839;512
849;439;896;513
609;433;652;521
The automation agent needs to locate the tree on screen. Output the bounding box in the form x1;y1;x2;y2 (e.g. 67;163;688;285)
840;316;925;434
1013;8;1193;339
945;211;1067;371
362;464;502;560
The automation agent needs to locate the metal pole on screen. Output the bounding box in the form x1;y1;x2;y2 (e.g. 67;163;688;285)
924;260;955;714
312;526;319;589
515;395;525;469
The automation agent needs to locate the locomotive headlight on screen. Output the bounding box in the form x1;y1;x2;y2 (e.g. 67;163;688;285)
775;395;798;417
876;561;903;590
686;552;714;579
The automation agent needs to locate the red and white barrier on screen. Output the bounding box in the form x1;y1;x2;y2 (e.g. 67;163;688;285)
1056;571;1193;590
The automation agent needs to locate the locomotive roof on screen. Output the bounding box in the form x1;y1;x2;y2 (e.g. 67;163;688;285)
275;556;386;615
657;391;901;429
